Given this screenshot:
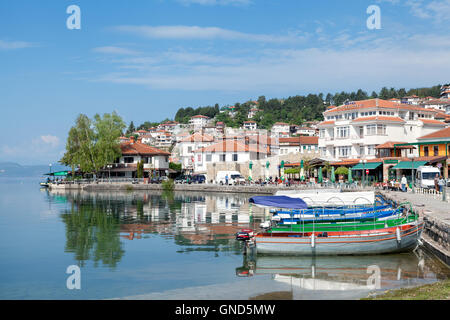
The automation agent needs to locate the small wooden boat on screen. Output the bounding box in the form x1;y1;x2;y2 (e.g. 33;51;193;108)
254;220;423;256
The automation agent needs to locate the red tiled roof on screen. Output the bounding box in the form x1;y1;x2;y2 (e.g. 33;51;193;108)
273;122;290;126
419;119;447;126
318;120;335;126
324;99;437;114
418;127;450;140
120;141;170;156
352;116;405;123
191;115;209;119
181;132;215;143
375;141;415;149
279;136;318;145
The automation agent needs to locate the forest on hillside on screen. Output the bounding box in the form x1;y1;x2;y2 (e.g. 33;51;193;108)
133;84;443;131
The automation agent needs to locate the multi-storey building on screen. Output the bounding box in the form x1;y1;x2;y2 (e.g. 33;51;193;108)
441;84;450;99
189;115;210;130
279;136;319;155
177;132;215;172
271;122;290;136
318;99;446;161
243;121;257;131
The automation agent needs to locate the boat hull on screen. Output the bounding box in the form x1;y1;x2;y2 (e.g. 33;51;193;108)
255;222;423;256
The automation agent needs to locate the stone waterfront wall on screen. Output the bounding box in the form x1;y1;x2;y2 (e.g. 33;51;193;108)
378;190;450;266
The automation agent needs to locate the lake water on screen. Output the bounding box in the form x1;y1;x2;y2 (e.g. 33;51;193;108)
0;178;449;300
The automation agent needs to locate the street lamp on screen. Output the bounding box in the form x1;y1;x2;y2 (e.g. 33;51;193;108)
360;159;367;187
407;154;415;193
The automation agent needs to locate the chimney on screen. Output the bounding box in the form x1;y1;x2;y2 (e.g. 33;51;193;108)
130;136;135;144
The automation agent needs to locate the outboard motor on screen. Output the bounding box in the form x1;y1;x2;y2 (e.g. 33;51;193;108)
235;229;254;241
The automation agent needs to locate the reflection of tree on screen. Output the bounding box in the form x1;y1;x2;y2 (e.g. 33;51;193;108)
60;202;125;268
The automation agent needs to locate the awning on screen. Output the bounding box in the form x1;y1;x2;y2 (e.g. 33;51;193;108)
249;196;308;209
351;162;382;170
45;171;70;176
391;161;428;170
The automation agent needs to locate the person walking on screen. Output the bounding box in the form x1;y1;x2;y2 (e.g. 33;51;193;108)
401;175;407;192
225;174;229;185
434;174;439;192
438;175;445;193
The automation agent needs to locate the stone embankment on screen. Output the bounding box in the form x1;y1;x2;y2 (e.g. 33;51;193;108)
378;190;450;267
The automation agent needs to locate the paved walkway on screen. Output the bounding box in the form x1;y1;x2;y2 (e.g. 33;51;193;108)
379;189;450;224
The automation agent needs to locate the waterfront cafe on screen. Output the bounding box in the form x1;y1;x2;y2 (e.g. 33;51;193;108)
393;126;450;179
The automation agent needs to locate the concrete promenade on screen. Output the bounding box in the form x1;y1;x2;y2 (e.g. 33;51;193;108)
378;189;450;267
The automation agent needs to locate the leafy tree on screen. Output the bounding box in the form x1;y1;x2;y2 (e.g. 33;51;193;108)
61;112;125;177
136;160;144;178
126;121;135;135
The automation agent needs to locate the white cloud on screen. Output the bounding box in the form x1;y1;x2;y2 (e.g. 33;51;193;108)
0;40;34;50
93;46;140;55
39;135;60;148
113;25;308;43
90;33;450;93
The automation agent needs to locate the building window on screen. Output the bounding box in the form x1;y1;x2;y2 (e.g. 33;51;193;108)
424;146;429;157
124;157;134;163
366;124;377;135
359;146;365;157
433;146;439;156
220;154;226;162
337;126;349;139
232;154;238;161
187;146;192;153
206;154;212;162
319;129;325;138
377;124;386;135
338;146;351;157
367;145;376;156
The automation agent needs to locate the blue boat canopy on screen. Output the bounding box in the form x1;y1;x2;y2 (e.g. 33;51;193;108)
249;196;308;209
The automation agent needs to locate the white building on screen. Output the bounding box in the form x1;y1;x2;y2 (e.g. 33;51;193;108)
271;122;291;136
441;85;450;99
192;140;268;174
248;107;259;119
189;115;210;130
279;136;319;155
243;121;257;131
318;99;446;161
177;132;215;172
295;126;317;136
420;99;450;112
104;137;170;178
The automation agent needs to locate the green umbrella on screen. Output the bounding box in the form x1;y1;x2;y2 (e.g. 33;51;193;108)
318;167;323;183
265;161;270;181
300;160;305;181
348;167;353;184
248;161;253;181
280;160;285;182
330;166;336;183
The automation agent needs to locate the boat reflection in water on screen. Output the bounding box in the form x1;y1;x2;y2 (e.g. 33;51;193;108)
237;250;450;299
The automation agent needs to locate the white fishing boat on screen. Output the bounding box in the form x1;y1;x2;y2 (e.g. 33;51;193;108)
275;190;375;207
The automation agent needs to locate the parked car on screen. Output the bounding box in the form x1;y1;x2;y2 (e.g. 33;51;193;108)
175;175;191;184
191;174;206;184
216;171;246;185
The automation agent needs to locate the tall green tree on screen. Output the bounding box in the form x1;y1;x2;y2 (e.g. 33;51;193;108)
61;112;125;177
93;112;126;171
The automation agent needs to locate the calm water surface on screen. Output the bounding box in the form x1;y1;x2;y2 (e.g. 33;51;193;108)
0;178;449;300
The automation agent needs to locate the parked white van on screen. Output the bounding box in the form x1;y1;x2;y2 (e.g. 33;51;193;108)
216;171;246;185
416;166;441;189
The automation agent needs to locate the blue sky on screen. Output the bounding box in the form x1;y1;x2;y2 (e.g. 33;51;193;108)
1;0;449;165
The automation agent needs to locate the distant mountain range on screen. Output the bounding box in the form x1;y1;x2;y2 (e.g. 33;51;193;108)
0;162;69;178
